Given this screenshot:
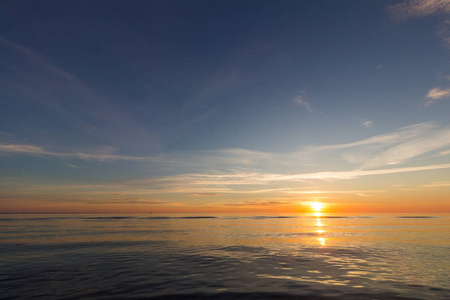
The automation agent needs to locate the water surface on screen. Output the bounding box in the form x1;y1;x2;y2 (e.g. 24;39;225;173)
1;213;449;299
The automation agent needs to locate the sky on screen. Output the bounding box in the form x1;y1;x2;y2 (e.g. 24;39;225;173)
0;0;449;213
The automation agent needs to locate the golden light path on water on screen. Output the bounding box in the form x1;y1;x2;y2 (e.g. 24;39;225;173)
310;201;326;246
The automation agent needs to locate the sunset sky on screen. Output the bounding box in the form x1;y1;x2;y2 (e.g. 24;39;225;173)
1;0;449;213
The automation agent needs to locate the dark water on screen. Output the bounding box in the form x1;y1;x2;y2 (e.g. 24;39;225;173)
0;213;449;299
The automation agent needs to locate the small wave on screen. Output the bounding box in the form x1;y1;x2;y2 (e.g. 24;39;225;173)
1;240;166;253
247;216;298;219
307;216;373;219
176;216;216;219
0;218;14;221
144;291;430;300
396;216;436;219
139;216;217;220
0;217;75;221
217;245;268;253
84;216;135;220
275;232;321;237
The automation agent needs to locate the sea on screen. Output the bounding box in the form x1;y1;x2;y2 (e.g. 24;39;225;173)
0;213;449;299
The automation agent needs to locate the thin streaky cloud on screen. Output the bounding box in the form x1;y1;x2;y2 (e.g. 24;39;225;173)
2;122;448;171
0;37;75;81
310;122;435;152
388;0;450;21
0;36;93;100
387;0;450;48
5;163;449;198
437;20;450;47
276;163;450;181
85;199;170;205
219;200;296;207
421;181;450;187
360;128;450;169
284;190;384;195
0;144;53;155
306;122;450;169
0;37;163;152
0;142;163;162
119;163;450;188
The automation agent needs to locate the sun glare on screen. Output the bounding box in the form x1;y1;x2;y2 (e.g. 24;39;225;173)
310;201;323;212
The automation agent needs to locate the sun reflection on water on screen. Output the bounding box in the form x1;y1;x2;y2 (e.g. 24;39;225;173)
311;202;326;246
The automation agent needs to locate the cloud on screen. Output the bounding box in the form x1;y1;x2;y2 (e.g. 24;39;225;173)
88;199;170;205
2;122;449;173
421;181;450;187
436;20;450;47
293;95;313;112
0;144;52;155
362;120;373;128
440;149;450;156
425;87;450;106
427;87;450;99
359;127;450;169
219;200;296;207
387;0;450;47
284;189;384;197
119;163;450;191
0;37;164;153
309;122;450;169
191;193;221;196
0;142;163;162
388;0;450;21
0;36;95;123
317;122;435;151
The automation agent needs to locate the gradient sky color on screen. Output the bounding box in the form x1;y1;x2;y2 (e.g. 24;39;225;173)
1;0;449;213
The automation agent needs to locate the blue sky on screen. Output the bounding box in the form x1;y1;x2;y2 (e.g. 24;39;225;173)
1;0;449;212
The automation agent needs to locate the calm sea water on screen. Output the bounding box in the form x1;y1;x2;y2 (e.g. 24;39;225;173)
0;213;449;299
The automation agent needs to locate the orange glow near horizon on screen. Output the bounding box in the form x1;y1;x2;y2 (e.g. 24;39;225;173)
1;191;450;213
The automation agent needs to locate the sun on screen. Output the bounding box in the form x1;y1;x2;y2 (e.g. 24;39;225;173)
310;201;323;212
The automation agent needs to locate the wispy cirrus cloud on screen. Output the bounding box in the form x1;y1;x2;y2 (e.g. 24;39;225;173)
0;37;95;122
85;199;170;205
216;200;296;207
309;122;435;153
425;87;450;106
388;0;450;47
293;95;314;112
315;122;450;169
0;37;164;153
119;163;450;190
2;122;449;171
292;89;327;115
388;0;450;21
359;127;450;169
421;180;450;187
0;142;163;162
362;120;373;128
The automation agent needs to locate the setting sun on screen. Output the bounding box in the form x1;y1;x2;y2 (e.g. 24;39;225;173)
310;202;323;212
